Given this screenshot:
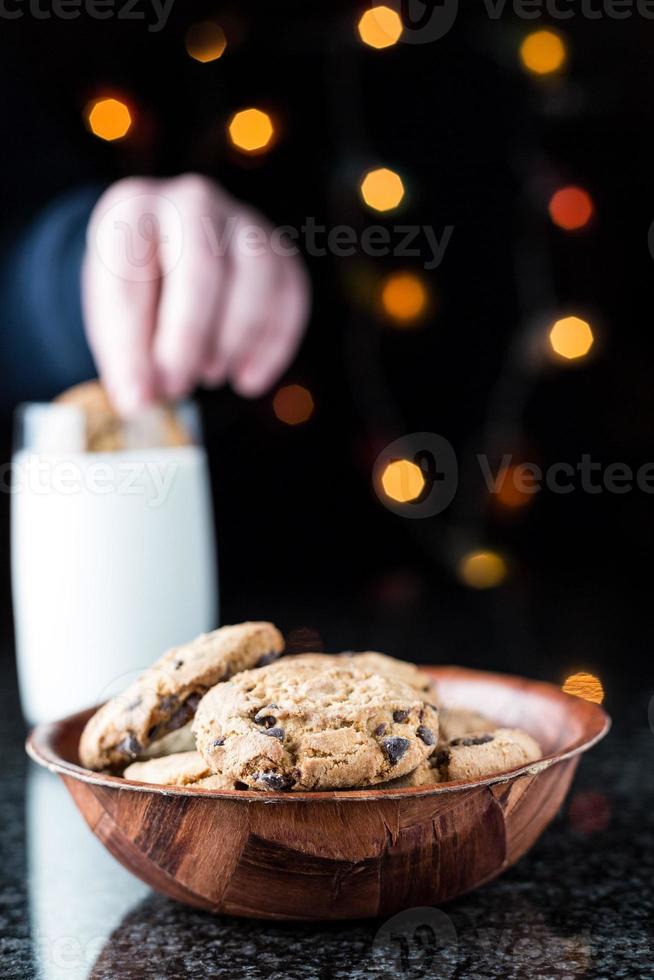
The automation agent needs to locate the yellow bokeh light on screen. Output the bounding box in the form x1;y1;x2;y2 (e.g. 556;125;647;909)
86;98;132;142
549;316;594;361
520;30;567;76
273;384;314;425
381;272;427;324
562;672;604;704
228;108;275;154
360;167;405;212
185;21;227;63
381;459;425;503
358;6;403;49
458;551;508;589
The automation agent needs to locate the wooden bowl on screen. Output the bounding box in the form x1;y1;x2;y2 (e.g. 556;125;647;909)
26;666;609;921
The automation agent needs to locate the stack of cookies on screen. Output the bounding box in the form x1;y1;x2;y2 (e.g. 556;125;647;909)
79;622;541;792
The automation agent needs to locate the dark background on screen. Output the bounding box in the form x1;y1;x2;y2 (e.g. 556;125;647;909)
1;0;653;698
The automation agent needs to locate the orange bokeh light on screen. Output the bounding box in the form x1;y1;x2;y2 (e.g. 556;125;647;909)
495;465;535;509
273;384;314;425
358;6;403;49
549;186;594;230
549;316;594;361
380;458;425;503
228;108;275;154
562;672;604;704
360;167;405;212
185;21;227;63
457;550;508;589
520;29;567;76
86;97;132;142
381;272;427;324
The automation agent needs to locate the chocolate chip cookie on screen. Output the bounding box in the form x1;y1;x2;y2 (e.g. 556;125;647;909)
79;622;284;771
193;657;439;791
438;706;494;742
435;727;541;781
124;751;235;789
55;380;189;451
378;726;541;787
336;651;440;704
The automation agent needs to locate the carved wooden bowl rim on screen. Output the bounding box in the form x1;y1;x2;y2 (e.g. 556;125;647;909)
26;665;610;803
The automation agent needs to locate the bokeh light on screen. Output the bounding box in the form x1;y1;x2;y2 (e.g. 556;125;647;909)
228;107;275;154
562;672;604;704
495;465;535;509
568;791;612;834
185;21;227;63
86;97;132;142
549;186;594;231
273;384;314;425
381;272;427;324
360;167;405;212
458;550;508;589
520;30;567;76
358;6;403;49
549;316;594;361
381;459;425;503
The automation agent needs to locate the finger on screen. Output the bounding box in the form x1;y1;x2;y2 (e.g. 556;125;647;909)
232;255;310;397
211;213;280;378
152;176;228;400
82;179;160;416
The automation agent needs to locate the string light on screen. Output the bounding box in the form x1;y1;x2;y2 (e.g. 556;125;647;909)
381;272;428;324
358;6;403;49
562;672;604;704
185;21;227;63
273;384;314;425
380;459;425;503
457;550;508;589
520;29;567;76
549;316;594;361
360;167;405;212
228;108;275;154
86;97;132;142
549;186;594;231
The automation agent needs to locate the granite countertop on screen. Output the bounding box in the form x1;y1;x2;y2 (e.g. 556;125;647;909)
1;646;653;980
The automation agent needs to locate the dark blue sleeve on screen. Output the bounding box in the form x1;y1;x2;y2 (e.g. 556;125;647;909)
1;186;103;408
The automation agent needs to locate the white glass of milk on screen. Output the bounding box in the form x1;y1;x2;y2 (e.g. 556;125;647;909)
11;401;217;724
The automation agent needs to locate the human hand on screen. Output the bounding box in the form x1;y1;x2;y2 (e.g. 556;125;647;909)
82;174;310;415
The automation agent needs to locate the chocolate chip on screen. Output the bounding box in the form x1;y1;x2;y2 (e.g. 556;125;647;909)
417;725;436;746
211;737;225;748
374;723;387;737
254;708;277;728
265;727;285;740
256;651;280;668
392;709;410;723
118;734;141;759
382;736;411;765
255;772;295;791
451;734;494;747
173;659;184;670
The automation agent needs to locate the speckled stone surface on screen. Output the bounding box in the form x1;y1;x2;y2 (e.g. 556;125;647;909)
1;646;652;980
